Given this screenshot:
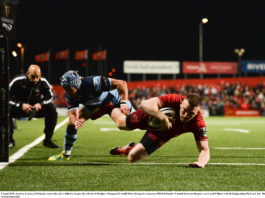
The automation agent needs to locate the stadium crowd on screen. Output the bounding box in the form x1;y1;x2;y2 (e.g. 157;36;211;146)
52;81;265;116
127;82;265;116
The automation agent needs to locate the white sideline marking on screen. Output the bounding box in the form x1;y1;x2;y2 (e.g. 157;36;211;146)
224;128;250;133
0;117;69;171
215;147;265;150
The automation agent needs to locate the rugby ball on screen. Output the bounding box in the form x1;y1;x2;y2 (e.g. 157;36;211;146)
148;107;176;130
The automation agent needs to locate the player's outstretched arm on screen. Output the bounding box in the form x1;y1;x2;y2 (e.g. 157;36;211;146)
74;105;92;129
111;78;130;115
189;140;210;168
110;78;128;101
67;108;84;130
140;98;172;130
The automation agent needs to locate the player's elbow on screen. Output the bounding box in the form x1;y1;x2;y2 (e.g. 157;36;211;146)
114;79;127;90
116;120;128;130
140;100;149;111
120;80;127;87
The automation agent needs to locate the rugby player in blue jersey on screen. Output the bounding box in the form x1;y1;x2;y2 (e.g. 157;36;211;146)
48;70;134;160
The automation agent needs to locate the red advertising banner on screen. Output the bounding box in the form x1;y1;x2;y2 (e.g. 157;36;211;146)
224;109;260;117
92;50;106;61
55;49;69;60
35;52;50;63
183;62;238;74
75;50;88;60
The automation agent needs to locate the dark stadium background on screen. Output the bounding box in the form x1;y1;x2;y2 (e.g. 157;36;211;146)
8;0;265;83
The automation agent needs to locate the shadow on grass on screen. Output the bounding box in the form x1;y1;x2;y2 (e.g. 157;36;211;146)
9;161;116;167
18;154;197;161
8;161;189;168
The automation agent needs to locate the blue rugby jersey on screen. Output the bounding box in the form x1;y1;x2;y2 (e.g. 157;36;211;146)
66;76;120;111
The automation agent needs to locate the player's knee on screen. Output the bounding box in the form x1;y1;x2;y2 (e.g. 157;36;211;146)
116;119;128;130
112;113;127;130
128;153;138;163
127;147;147;163
128;153;146;163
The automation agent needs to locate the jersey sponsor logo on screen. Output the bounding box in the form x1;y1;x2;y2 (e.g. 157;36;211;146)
93;77;101;92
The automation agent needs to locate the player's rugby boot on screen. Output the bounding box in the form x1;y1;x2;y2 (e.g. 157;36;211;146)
48;152;71;161
110;142;136;156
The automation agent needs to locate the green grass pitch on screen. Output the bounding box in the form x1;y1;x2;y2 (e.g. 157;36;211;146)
0;116;265;191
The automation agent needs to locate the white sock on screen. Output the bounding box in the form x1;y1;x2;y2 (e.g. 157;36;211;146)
63;150;72;156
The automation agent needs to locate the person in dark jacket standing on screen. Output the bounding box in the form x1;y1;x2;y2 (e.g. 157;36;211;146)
9;64;58;148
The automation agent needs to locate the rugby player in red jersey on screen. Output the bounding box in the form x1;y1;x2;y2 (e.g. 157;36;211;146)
111;93;210;168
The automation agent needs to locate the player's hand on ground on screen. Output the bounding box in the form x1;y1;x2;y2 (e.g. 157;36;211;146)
75;118;86;129
33;103;42;111
22;103;33;114
189;162;205;168
120;105;130;116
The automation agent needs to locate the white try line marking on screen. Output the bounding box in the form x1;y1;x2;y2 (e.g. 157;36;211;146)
0;117;69;171
215;147;265;150
224;128;250;133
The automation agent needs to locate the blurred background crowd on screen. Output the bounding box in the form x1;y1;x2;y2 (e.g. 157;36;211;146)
128;83;265;116
52;81;265;116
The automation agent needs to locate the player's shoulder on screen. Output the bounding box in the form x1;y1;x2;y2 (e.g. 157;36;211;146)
194;111;206;126
82;76;111;90
81;76;100;85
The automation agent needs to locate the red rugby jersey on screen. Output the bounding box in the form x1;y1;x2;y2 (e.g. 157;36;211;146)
157;94;207;141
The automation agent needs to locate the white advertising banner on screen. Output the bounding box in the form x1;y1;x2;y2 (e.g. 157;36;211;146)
124;60;180;74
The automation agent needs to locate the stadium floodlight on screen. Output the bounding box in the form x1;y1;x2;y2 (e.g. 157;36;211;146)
234;48;245;56
12;50;17;57
17;42;23;48
199;17;209;79
17;42;25;73
202;18;208;24
234;48;245;77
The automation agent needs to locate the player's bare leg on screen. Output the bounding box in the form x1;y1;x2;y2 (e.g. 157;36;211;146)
110;108;130;130
128;143;148;163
